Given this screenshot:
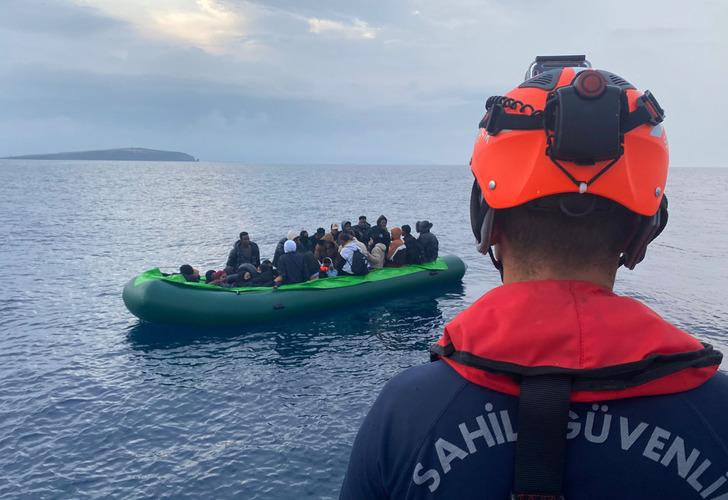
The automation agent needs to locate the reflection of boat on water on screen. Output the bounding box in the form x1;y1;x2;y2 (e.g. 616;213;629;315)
123;255;466;327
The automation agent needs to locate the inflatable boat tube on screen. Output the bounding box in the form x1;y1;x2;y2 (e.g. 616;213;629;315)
123;255;466;327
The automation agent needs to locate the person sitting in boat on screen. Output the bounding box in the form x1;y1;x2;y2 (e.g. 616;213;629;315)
315;233;339;263
385;227;407;267
226;232;261;272
401;224;425;265
416;220;439;262
319;257;338;278
301;246;320;281
227;263;258;287
354;215;371;243
326;223;340;244
367;234;387;269
179;264;200;282
297;230;315;253
337;233;370;276
207;270;228;286
351;232;372;260
204;269;216;283
310;227;326;250
275;240;319;285
369;215;391;250
253;260;276;287
273;230;298;268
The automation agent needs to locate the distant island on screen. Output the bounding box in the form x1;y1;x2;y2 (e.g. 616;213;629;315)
3;147;198;162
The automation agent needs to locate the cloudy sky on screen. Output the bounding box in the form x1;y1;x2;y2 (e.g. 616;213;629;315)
1;0;725;165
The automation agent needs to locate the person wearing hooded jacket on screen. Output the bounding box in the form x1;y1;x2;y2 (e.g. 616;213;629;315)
340;65;728;500
369;215;391;250
385;227;407;267
416;220;438;263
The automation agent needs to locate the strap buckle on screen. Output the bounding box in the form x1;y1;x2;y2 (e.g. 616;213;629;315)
636;90;665;125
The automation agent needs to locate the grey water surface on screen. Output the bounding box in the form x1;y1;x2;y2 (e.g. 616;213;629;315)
0;161;726;499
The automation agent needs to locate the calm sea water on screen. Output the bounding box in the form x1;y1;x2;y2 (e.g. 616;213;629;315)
1;161;727;499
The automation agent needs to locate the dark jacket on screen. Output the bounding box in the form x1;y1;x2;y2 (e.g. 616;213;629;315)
226;263;259;286
403;233;424;264
252;270;275;287
385;246;407;267
369;226;391;249
418;230;438;262
302;251;320;279
354;223;371;244
272;238;288;268
226;240;261;269
276;251;317;284
298;236;315;254
340;281;728;500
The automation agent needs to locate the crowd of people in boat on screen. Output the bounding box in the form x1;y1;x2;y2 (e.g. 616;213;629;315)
178;215;439;287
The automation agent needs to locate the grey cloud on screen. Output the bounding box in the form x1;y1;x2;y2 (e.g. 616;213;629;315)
0;0;123;36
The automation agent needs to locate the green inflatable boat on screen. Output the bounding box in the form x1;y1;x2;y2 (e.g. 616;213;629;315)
123;255;466;326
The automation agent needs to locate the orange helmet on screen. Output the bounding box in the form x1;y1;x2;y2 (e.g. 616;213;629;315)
470;66;669;270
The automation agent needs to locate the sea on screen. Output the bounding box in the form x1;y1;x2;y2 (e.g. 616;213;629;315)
0;161;726;499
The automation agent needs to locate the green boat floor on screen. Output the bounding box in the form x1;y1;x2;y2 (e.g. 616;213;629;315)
133;257;449;293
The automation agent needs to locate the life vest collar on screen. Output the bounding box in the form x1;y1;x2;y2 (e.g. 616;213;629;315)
432;280;721;402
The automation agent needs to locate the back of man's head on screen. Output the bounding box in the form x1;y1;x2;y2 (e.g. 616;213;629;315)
497;196;636;275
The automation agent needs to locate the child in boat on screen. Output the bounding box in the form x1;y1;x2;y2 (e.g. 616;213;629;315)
179;264;200;282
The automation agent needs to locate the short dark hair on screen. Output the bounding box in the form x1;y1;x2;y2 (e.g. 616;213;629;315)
402;224;411;234
239;231;249;239
205;270;215;281
340;232;353;242
180;264;194;275
359;215;367;221
316;227;325;235
497;200;636;271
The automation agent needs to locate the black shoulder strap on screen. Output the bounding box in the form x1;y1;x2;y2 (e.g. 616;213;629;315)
511;375;572;500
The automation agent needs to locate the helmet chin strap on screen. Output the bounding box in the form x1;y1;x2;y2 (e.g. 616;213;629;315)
475;208;504;282
487;246;504;282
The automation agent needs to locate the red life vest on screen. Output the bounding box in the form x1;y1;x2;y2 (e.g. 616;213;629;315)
432;280;720;402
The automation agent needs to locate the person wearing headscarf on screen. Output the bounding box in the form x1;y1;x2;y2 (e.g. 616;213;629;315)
275;239;317;284
385;227;407;267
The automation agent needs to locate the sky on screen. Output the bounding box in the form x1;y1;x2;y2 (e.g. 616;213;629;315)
1;0;726;165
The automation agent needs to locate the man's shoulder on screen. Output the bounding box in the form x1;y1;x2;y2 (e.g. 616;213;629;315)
373;361;512;427
673;370;728;421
